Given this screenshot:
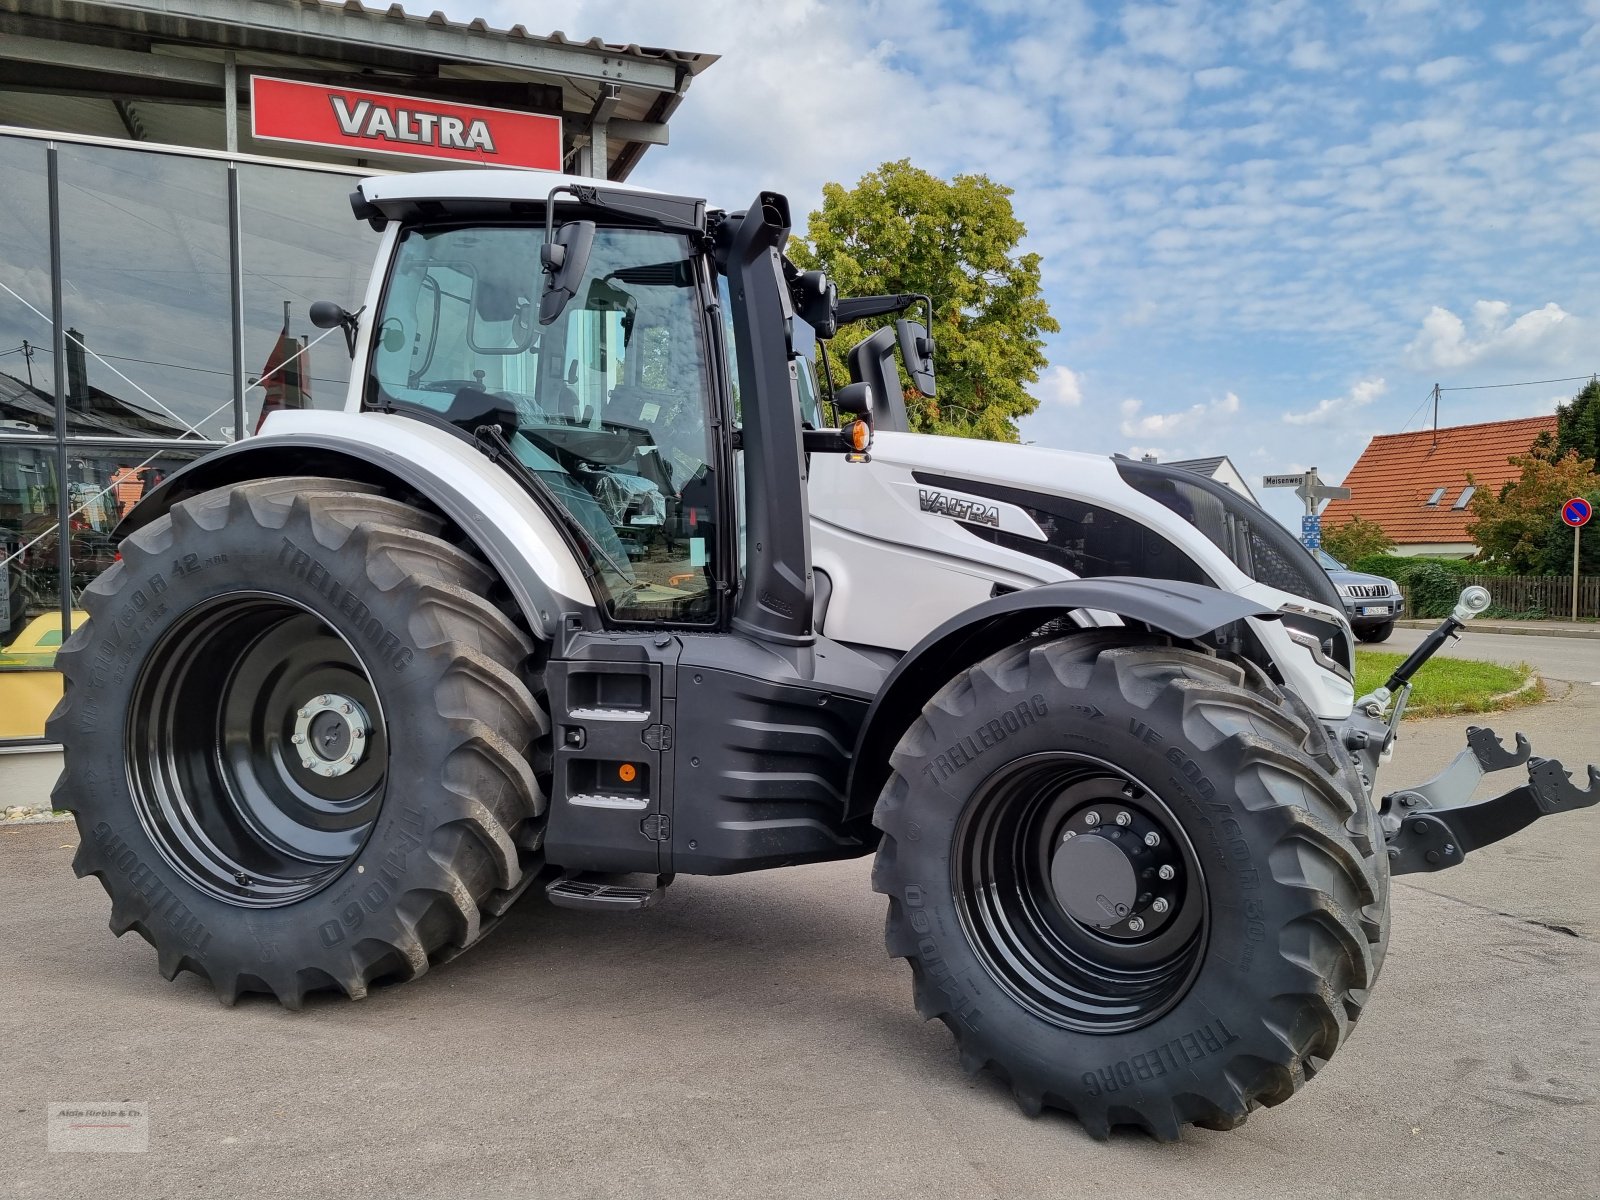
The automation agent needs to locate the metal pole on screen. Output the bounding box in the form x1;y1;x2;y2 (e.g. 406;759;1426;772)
1575;524;1581;623
227;166;246;439
223;52;238;154
47;144;71;642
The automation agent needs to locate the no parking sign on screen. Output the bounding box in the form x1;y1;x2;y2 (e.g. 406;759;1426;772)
1562;497;1592;528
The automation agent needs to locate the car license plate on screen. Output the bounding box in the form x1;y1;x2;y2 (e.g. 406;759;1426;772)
1359;605;1390;616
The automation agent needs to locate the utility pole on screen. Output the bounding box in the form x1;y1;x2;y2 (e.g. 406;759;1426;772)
20;339;33;388
1431;382;1440;448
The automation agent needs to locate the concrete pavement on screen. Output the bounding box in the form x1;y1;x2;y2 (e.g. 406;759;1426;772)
2;667;1596;1199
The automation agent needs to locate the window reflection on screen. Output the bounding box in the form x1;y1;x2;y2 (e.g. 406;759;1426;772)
57;145;234;440
239;165;374;428
0;137;58;433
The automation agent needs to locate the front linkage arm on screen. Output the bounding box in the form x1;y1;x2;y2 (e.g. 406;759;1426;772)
1382;725;1600;875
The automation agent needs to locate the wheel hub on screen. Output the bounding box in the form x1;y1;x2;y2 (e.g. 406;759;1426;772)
1051;801;1183;938
292;693;370;777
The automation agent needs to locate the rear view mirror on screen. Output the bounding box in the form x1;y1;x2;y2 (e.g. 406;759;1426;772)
833;381;874;419
539;220;596;325
896;319;935;397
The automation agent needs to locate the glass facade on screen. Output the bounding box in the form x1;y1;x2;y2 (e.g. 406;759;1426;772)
0;130;377;743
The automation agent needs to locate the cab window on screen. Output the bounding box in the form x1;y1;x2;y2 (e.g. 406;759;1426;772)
370;224;722;624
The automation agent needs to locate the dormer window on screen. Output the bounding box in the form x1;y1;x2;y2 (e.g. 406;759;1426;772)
1452;485;1475;510
1425;487;1446;506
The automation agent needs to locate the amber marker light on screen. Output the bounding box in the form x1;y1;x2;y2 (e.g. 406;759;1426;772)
618;763;637;783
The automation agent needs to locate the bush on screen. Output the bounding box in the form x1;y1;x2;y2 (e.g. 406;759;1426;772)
1407;561;1463;618
1348;554;1477;585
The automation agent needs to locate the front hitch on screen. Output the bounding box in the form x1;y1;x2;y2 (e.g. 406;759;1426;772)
1382;725;1600;875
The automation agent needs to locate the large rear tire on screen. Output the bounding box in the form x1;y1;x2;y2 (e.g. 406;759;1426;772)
872;632;1388;1139
49;478;548;1007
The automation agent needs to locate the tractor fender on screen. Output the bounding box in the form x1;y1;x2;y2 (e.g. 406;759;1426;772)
116;411;596;639
844;577;1277;823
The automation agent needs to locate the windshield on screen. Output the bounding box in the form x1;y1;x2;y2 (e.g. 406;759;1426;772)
369;224;722;624
1316;549;1344;571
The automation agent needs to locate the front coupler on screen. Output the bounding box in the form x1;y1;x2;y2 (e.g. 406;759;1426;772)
1381;726;1600;875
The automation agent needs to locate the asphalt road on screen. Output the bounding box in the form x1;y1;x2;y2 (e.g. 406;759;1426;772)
1381;624;1600;685
3;656;1597;1199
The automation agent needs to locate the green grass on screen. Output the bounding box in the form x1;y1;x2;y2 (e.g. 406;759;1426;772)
1353;650;1543;719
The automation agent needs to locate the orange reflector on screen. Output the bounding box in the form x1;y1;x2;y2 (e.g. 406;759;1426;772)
618;763;637;783
845;420;871;451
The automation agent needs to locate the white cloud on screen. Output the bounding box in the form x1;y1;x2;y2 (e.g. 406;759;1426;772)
1194;66;1246;89
1282;378;1387;425
1415;56;1472;84
1120;390;1241;436
1491;42;1540;65
1287;40;1338;71
1039;365;1084;407
1405;301;1587;369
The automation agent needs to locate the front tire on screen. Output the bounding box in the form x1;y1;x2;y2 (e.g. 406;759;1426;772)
872;633;1387;1139
49;478;548;1007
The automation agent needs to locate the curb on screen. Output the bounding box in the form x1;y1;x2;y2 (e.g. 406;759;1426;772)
1394;619;1600;641
0;810;72;826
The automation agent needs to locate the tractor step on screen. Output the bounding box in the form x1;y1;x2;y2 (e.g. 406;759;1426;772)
544;872;669;912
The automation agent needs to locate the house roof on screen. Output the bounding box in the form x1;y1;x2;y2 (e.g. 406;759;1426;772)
1320;414;1558;545
1168;455;1226;476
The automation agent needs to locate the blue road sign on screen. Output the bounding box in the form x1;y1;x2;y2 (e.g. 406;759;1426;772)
1300;514;1321;548
1562;497;1592;528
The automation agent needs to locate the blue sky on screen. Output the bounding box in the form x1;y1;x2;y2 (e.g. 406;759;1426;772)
470;0;1600;531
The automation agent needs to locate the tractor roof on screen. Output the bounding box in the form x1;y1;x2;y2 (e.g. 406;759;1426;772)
359;169;681;218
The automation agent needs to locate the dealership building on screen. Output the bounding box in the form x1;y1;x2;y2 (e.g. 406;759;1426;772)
0;0;713;754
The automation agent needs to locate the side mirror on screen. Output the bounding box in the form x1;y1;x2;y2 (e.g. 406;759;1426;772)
792;270;838;339
310;300;360;357
833;381;874;419
539;220;596;325
896;319;935;397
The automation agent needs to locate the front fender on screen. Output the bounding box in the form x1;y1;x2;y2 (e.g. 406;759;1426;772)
115;411;595;639
843;577;1276;823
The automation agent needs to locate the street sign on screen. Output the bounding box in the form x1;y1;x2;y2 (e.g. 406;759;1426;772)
1301;514;1322;549
1262;468;1350;506
1562;497;1592;528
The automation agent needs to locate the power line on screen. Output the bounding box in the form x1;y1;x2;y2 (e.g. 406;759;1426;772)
1439;373;1596;393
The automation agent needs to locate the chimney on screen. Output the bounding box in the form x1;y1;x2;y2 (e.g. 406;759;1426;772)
65;328;90;410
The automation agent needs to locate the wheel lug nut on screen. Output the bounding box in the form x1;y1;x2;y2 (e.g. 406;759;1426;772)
1158;864;1175;880
1128;916;1145;932
341;704;353;715
1152;898;1170;914
291;734;305;745
1115;811;1132;826
1061;830;1076;842
1144;831;1161;847
1084;811;1100;827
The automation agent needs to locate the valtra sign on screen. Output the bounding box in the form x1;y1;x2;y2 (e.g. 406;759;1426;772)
249;76;562;170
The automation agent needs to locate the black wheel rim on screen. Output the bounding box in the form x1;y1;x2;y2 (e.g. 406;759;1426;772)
953;752;1207;1034
127;592;387;908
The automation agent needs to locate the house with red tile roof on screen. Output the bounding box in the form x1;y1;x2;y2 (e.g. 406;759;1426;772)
1319;414;1557;556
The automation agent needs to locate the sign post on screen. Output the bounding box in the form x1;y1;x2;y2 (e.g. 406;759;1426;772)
1562;497;1592;621
1264;468;1352;550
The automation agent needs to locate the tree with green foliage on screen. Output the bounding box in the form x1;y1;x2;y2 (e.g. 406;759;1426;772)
789;160;1058;443
1466;440;1600;574
1322;514;1393;563
1553;376;1600;464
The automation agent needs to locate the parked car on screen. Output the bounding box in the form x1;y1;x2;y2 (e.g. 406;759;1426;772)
1317;549;1403;642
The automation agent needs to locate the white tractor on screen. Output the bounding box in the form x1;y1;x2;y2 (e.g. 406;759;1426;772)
51;171;1597;1140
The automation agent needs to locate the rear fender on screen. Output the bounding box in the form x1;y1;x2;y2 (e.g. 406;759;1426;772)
843;577;1276;823
116;411;596;639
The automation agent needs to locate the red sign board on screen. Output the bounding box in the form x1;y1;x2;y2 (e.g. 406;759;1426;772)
249;76;562;170
1562;497;1592;528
